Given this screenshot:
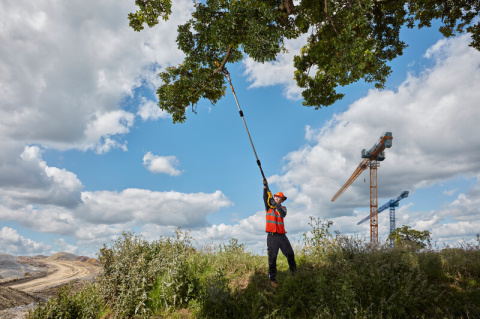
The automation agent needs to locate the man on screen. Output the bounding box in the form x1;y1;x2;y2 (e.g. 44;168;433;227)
263;180;297;287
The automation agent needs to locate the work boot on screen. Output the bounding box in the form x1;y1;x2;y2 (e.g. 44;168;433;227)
270;281;278;288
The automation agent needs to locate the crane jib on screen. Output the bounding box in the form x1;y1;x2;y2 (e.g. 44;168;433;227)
356;190;409;225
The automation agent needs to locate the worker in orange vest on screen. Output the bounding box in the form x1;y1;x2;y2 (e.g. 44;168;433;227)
263;180;297;287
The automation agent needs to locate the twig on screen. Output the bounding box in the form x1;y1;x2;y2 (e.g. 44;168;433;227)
357;0;370;14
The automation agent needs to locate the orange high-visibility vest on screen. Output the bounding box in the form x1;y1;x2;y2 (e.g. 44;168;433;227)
265;208;286;234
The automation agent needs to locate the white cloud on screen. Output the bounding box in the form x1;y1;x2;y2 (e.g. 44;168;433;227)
258;34;480;246
140;210;270;253
1;188;232;237
0;0;192;152
78;189;231;227
137;97;170;121
0;143;233;254
243;34;308;100
0;145;83;209
0;188;233;255
143;152;183;176
268;34;480;215
52;238;80;255
82;110;134;154
443;188;458;196
0;227;52;255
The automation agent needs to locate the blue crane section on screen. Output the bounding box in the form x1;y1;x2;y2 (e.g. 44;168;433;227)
357;190;409;246
357;191;409;225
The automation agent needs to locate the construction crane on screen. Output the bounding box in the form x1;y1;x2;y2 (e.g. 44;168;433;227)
357;191;409;247
331;132;393;243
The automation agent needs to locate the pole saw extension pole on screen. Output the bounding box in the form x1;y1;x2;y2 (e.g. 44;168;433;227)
216;64;275;208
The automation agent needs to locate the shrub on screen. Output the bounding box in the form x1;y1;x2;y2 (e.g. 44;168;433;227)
147;245;199;313
98;230;197;317
27;225;480;318
27;283;104;319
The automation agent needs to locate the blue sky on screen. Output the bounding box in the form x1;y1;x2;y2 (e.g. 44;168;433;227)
1;0;480;257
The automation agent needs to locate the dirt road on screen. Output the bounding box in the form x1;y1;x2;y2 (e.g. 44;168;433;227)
7;260;99;293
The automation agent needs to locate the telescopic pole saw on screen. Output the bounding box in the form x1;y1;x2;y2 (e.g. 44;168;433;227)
216;63;275;208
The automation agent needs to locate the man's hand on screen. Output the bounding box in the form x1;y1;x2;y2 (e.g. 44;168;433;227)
269;197;276;207
263;179;268;188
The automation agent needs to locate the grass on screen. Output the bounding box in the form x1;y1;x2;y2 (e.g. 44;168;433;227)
27;221;480;318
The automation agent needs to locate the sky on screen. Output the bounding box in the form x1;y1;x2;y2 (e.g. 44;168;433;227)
1;0;480;257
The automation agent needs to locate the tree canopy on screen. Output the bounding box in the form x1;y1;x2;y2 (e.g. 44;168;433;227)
129;0;480;123
388;225;432;250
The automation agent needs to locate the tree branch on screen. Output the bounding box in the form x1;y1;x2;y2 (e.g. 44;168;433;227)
356;0;370;14
213;45;233;75
279;0;295;15
324;0;338;34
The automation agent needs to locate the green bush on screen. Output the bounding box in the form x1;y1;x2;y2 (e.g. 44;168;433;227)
27;226;480;318
27;283;104;319
98;230;197;318
147;249;199;313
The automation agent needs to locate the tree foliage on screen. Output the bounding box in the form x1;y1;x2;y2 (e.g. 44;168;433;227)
388;225;432;251
129;0;480;123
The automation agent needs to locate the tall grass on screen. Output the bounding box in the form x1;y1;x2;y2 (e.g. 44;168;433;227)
28;222;480;318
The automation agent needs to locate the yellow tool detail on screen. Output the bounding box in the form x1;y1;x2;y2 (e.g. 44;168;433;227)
267;190;276;209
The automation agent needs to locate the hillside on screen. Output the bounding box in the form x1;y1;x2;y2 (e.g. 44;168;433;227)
0;254;25;281
46;252;79;261
0;287;40;310
26;229;480;319
0;252;102;317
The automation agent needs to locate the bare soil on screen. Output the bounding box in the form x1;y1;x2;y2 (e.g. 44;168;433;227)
0;255;101;318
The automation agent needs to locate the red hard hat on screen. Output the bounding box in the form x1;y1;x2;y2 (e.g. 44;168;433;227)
274;192;287;200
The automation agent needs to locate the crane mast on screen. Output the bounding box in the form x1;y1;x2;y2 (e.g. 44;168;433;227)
331;132;393;243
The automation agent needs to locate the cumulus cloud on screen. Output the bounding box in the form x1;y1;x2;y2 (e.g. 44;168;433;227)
0;227;52;255
79;189;231;227
0;188;232;255
52;238;80;255
263;34;480;244
243;34;308;100
1;188;232;235
143;152;183;176
140;210;270;253
0;144;83;209
269;34;480;215
0;0;192;151
137;97;170;121
83;110;134;154
443;188;458;196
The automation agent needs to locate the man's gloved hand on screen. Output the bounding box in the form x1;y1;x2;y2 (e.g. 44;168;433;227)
269;197;276;207
263;179;268;186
